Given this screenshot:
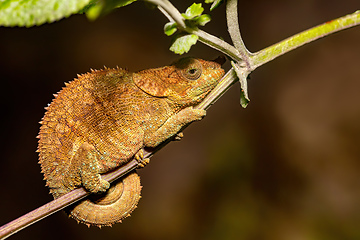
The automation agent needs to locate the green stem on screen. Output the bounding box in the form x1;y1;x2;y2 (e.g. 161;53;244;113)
250;10;360;70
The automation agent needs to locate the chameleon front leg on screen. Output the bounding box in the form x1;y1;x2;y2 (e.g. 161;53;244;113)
144;106;206;148
62;142;110;193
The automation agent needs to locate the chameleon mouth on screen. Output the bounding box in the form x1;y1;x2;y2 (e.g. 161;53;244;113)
212;56;226;66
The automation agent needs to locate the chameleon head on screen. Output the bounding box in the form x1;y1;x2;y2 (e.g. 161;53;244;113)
133;57;225;106
169;57;226;104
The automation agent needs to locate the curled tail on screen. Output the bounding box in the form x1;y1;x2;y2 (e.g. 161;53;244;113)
67;172;142;227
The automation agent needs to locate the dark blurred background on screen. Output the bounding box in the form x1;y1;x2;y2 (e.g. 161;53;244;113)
0;1;360;239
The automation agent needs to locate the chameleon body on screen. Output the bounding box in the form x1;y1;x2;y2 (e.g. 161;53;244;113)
38;57;225;227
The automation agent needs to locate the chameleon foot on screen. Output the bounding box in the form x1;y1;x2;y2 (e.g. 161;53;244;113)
174;132;184;141
134;149;150;168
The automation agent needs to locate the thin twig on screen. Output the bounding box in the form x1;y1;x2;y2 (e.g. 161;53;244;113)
192;29;241;61
250;10;360;70
146;0;185;28
225;0;252;62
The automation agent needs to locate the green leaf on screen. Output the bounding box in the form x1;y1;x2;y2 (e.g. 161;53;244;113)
164;22;177;36
114;0;136;7
78;1;97;14
170;34;199;55
0;0;91;27
85;0;136;20
181;3;204;20
85;2;104;20
194;14;211;26
204;0;223;11
164;3;211;53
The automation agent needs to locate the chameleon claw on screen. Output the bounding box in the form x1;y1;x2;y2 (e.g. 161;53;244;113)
137;158;150;168
174;132;184;141
134;149;144;161
134;149;150;168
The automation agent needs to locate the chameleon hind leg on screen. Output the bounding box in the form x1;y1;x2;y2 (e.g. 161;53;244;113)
62;142;110;193
62;142;142;227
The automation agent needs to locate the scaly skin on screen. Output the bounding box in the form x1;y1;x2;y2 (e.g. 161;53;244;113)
37;57;225;227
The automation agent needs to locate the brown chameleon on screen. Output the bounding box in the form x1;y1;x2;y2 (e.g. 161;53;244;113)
37;57;225;227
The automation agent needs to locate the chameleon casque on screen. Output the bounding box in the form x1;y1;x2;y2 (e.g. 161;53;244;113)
37;57;225;227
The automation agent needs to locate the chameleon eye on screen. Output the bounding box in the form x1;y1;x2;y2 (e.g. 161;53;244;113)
181;62;202;80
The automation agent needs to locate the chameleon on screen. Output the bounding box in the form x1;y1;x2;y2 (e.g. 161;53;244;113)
37;57;225;227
